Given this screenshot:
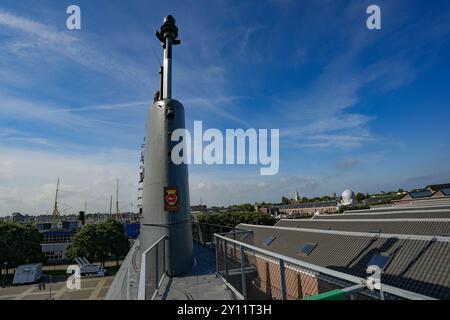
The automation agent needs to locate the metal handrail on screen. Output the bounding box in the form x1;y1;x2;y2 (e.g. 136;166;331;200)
214;233;435;300
137;235;167;300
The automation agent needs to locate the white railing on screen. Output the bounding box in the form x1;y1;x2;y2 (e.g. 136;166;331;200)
214;233;435;300
137;236;167;300
105;239;140;300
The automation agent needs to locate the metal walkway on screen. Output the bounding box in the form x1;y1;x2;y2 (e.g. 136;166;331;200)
153;242;235;300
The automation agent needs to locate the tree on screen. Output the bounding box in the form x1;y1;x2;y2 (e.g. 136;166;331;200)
230;203;255;212
355;192;365;202
281;197;290;204
104;219;130;267
198;212;276;228
0;222;43;273
67;224;99;264
67;219;129;267
398;188;404;193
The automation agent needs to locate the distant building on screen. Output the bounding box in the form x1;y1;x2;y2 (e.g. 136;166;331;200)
191;205;207;213
41;229;77;263
395;183;450;205
363;195;395;205
425;183;450;192
271;201;338;218
11;212;25;223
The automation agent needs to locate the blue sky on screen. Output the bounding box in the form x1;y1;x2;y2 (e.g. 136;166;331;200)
1;0;450;215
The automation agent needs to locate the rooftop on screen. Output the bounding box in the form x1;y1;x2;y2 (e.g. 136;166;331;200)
426;184;450;192
274;201;337;209
235;223;450;299
275;219;450;236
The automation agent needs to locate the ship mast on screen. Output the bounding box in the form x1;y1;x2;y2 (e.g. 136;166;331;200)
52;177;62;224
115;179;120;221
109;195;113;216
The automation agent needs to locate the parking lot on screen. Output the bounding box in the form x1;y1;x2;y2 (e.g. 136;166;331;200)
0;275;115;300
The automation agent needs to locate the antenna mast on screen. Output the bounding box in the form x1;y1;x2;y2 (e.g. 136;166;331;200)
156;15;180;99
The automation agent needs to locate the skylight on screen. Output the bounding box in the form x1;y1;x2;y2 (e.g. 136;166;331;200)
367;253;391;270
410;190;433;198
262;236;276;246
298;243;317;256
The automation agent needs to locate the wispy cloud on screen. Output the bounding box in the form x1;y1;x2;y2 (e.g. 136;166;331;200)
0;9;151;86
0;146;139;215
336;159;360;170
183;96;251;127
278;42;413;150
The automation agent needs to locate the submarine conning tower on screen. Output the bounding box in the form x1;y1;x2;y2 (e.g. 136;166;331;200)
140;15;193;276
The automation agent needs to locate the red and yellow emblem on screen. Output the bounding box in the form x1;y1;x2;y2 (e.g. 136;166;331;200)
164;187;179;212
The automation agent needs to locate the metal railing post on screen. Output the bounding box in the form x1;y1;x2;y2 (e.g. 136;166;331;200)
279;259;287;300
223;240;229;279
163;239;166;275
126;264;131;300
233;229;237;258
209;225;212;245
155;243;159;290
137;252;146;300
215;235;219;275
240;245;247;299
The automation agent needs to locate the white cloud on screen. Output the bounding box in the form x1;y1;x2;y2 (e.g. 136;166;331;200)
0;147;140;216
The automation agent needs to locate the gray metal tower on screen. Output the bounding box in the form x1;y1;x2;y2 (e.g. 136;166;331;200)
140;15;193;276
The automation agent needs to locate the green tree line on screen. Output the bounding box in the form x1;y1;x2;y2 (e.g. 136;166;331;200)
0;222;43;273
198;212;276;228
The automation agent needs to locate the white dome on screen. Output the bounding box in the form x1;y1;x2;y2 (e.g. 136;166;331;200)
341;189;355;205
